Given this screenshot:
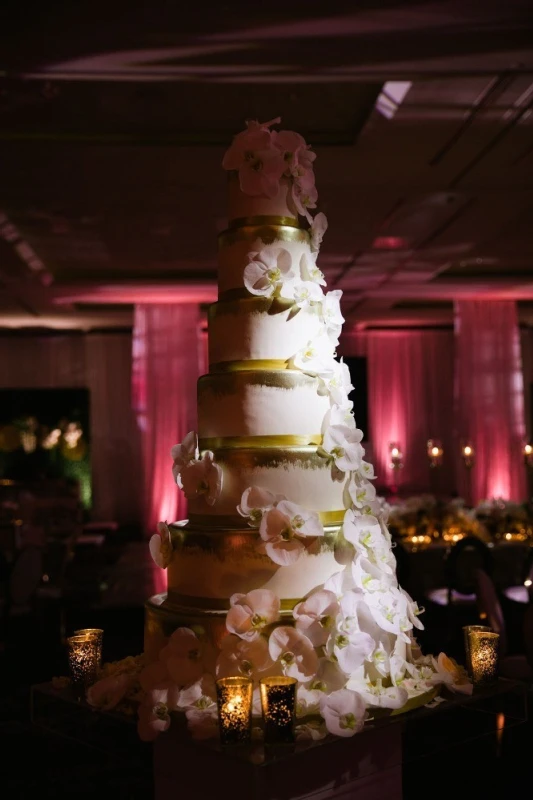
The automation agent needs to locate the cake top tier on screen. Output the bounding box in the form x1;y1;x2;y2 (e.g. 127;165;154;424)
222;117;319;226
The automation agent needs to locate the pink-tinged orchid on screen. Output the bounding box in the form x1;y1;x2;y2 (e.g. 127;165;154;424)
177;674;216;711
309;212;328;253
269;626;318;682
280;278;324;310
293;590;339;647
352;554;396;596
320;689;367;737
216;634;273;681
222;118;286;198
226;589;281;641
320;424;365;475
272;129;316;180
430;653;473;695
291;172;318;223
149;521;173;569
329;625;375;675
170;431;198;486
137;685;180;742
160;627;204;687
87;674;132;711
300;252;326;285
259;500;324;566
180;451;222;506
237;486;285;527
311;657;348;693
320;290;345;345
365;589;413;643
296;685;323;717
244;246;295;297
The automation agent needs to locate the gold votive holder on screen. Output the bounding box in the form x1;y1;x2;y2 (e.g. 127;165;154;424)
260;676;297;744
467;630;500;687
66;634;100;700
463;625;492;669
73;628;104;667
216;676;253;746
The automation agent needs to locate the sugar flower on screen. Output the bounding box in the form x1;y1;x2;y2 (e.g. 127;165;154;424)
244;246;294;297
290;334;335;377
309;212;328;253
171;431;198;486
180;451;222;506
259;500;324;566
320;290;344;345
346;475;377;510
320;689;367;737
137;685;180;742
226;589;280;640
300;251;326;285
430;653;473;695
216;634;273;681
322;403;356;432
352;554;396;595
343;509;393;574
237;486;284;527
149;521;173;569
346;675;408;710
268;626;318;682
318;358;353;406
319;424;365;475
293;589;340;646
87;674;132;711
160;627;204;687
280;278;324;309
329;624;375;675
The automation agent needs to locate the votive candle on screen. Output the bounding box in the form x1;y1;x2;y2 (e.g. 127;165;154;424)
216;677;253;746
73;628;104;667
467;630;500;687
260;676;297;744
66;634;100;699
463;624;492;668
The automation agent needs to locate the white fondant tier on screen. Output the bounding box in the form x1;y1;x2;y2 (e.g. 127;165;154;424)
228;173;297;222
208;296;322;364
187;446;347;521
197;371;329;439
166;524;341;603
218;223;310;294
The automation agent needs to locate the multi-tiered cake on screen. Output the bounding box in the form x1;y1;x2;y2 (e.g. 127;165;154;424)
142;118;471;741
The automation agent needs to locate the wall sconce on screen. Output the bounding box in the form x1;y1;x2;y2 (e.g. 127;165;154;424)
389;442;403;471
215;676;253;746
427;439;443;468
524;442;533;468
461;442;475;468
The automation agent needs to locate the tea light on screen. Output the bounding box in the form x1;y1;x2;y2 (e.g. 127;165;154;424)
73;628;104;667
463;624;492;665
66;634;100;699
260;676;297;744
467;630;500;687
215;676;253;746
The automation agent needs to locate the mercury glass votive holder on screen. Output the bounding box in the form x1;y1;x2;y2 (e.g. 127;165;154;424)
66;634;100;699
73;628;104;667
467;630;500;687
260;676;297;744
216;676;253;746
463;625;492;669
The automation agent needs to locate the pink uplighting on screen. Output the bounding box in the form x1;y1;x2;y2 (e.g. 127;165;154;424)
371;235;408;250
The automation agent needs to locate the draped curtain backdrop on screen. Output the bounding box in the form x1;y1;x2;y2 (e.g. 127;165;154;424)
132;304;202;536
340;331;455;496
454;300;527;504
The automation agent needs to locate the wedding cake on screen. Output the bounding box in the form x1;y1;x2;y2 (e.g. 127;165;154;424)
142;118;471;741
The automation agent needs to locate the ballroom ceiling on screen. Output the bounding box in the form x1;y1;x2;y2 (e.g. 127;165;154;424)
1;0;533;331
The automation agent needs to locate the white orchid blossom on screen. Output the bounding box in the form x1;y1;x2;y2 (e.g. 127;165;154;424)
310;657;348;693
309;212;328;253
259;500;324;566
320;689;367;737
319;424;365;475
296;685;323;717
180;451;222;506
226;589;280;641
291;334;336;376
237;486;283;527
324;567;355;600
268;626;318;682
322;403;356;432
280;278;324;309
216;634;273;681
293;589;340;646
318;358;353;406
346;474;377;510
320;290;345;345
171;431;199;486
244;246;295;297
149;521;173;569
359;460;376;480
365;588;413;643
300;251;326;285
430;653;473;695
343;509;394;574
160;627;205;688
352;554;396;595
347;675;408;710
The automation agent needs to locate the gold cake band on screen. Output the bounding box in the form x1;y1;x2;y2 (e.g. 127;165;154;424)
226;215;301;229
187;509;345;529
199;434;323;450
218;222;309;248
166;592;302;612
210;359;291;372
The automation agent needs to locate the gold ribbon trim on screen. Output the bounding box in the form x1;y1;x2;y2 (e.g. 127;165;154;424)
210;359;291;372
166;593;302;612
187;509;345;529
199;434;323;450
226;215;301;230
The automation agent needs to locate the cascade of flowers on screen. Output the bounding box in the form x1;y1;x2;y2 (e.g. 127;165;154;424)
88;119;472;743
